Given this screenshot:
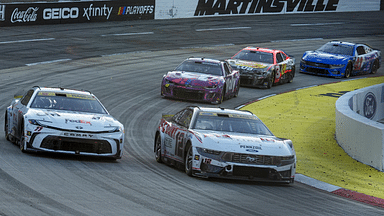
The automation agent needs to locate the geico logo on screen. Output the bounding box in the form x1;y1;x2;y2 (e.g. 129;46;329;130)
43;8;79;20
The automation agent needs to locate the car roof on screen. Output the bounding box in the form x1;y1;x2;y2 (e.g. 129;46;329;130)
190;106;254;116
242;47;280;54
328;41;356;46
33;86;92;95
186;57;223;64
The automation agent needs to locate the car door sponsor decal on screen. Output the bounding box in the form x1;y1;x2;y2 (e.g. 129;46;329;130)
354;56;364;71
175;131;184;157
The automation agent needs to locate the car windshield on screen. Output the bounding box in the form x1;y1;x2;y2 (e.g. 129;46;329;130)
30;91;107;114
175;60;223;76
232;50;274;64
317;43;354;56
192;112;273;136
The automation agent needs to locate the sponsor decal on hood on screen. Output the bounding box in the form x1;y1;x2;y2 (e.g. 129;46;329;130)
27;109;120;132
166;71;221;86
304;51;349;64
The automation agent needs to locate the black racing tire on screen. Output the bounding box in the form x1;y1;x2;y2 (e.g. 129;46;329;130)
234;81;240;97
288;66;295;83
19;123;26;153
215;88;225;104
4;112;10;141
266;72;275;89
344;63;352;78
154;134;163;163
184;144;193;176
371;60;379;74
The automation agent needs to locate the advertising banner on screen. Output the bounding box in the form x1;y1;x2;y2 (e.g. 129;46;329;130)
155;0;381;19
0;0;155;26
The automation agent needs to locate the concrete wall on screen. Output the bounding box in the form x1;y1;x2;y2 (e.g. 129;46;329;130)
155;0;381;19
336;83;384;171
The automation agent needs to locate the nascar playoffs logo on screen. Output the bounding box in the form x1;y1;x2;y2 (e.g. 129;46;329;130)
194;0;339;16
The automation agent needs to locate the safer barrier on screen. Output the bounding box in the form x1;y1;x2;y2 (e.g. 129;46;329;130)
335;83;384;171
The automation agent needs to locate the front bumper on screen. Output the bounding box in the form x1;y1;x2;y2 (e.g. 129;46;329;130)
192;148;296;183
240;75;271;88
24;125;124;159
300;62;346;78
161;83;222;104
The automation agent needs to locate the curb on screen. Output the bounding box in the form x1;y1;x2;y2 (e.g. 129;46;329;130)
236;75;384;208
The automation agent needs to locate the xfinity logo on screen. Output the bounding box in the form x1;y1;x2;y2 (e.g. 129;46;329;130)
43;8;79;20
83;4;112;20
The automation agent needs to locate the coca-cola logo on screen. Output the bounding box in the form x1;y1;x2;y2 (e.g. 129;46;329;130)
11;7;38;23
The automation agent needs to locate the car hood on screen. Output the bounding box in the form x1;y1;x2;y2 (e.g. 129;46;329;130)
193;130;294;156
164;71;222;86
26;109;123;132
302;51;350;64
227;59;272;71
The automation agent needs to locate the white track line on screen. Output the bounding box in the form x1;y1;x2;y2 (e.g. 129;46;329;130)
26;59;71;66
196;27;251;32
0;38;55;44
101;32;154;37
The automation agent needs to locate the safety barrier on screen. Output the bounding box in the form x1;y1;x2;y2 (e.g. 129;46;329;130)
336;83;384;171
0;0;381;26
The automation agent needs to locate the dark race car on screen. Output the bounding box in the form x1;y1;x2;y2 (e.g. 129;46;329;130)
227;47;295;89
300;41;381;78
161;58;240;104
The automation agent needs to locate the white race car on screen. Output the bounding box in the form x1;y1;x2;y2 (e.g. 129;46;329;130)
154;106;296;183
5;86;124;159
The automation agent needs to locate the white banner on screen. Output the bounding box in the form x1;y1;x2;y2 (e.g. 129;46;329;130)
155;0;381;19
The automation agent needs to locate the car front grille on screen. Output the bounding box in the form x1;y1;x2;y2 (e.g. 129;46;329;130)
240;76;253;85
40;136;112;154
231;153;274;165
304;61;330;68
173;88;205;100
307;67;328;74
232;166;269;177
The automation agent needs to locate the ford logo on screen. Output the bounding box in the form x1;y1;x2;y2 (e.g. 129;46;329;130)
246;149;259;153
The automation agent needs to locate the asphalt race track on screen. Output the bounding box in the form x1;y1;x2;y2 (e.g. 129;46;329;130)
0;11;384;215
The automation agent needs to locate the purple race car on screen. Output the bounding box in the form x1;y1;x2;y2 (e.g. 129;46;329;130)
161;58;240;104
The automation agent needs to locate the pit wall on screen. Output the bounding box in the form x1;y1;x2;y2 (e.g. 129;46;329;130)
336;83;384;171
0;0;381;26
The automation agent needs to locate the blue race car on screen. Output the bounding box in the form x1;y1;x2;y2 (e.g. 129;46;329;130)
300;41;381;78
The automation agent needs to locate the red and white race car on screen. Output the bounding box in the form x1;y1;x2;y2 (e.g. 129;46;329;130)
227;47;296;88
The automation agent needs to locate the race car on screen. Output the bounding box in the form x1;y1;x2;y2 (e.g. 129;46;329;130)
226;47;295;89
300;41;381;78
4;86;124;159
154;106;296;183
161;57;240;104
